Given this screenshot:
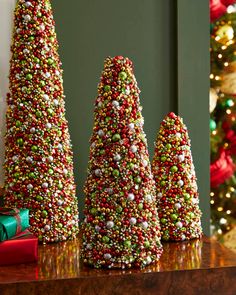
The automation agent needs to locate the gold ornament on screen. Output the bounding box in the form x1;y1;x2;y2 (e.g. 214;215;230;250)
209;88;218;113
215;24;234;44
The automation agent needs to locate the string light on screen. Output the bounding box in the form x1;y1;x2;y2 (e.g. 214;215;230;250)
226;210;231;215
210;192;215;197
221;45;227;50
210;74;214;79
225;193;231;198
230;187;235;192
224;62;229;66
215;76;220;80
226;109;232;114
212;130;217;135
217;207;223;212
219;218;227;225
218;54;223;58
210;200;215;204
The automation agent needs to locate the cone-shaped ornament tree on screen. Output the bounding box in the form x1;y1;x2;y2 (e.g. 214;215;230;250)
4;0;79;243
82;56;163;269
152;112;202;241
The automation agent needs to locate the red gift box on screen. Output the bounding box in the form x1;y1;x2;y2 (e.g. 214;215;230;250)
0;230;38;266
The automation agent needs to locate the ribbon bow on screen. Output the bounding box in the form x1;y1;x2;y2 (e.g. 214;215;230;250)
0;207;22;235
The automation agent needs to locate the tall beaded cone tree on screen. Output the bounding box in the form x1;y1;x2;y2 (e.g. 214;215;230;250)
4;0;79;243
152;112;202;241
82;56;163;269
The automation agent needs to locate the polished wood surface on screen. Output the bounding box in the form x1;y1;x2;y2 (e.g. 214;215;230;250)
0;236;236;295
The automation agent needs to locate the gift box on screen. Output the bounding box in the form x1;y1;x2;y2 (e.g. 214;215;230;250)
0;207;29;241
0;230;38;266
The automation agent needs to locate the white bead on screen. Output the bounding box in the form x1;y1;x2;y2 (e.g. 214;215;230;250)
128;123;135;130
142;221;149;229
58;144;63;150
181;235;186;241
42;182;48;189
178;180;184;187
27;184;33;190
176;132;181;138
129;217;137;225
95;225;101;232
192;198;198;204
145;194;152;202
125;87;130;95
95;169;101;177
178;154;185;162
48;156;53;162
23;15;31;22
46;123;52;129
157;192;162;199
86;243;92;250
43;94;49;100
98;101;103;108
45;72;51;78
112;100;119;108
104;253;111;260
23;48;29;54
130;145;138;153
57;200;63;206
98;130;104;137
176;222;183;228
44;225;50;232
24;2;32;7
106;221;114;229
146;256;152;265
26;156;33;163
12;156;19;162
30;127;36;133
114;154;121;161
142;159;148;167
39;24;45;31
53;99;59;106
127;193;135;201
63;169;68;175
105;188;113;195
175;203;181;209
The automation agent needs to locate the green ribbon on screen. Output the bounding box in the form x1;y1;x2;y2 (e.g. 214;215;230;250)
0;208;29;241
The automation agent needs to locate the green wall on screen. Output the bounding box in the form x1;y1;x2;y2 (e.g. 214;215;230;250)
52;0;210;234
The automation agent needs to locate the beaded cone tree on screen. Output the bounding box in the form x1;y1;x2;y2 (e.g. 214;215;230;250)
4;0;79;243
152;112;202;241
82;56;163;269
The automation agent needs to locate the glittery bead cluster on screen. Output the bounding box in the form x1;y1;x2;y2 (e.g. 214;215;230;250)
81;56;163;268
4;0;79;243
152;112;202;241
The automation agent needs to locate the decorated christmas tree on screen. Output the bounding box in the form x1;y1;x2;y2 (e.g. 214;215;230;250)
4;0;79;243
152;112;202;241
81;56;163;268
210;0;236;238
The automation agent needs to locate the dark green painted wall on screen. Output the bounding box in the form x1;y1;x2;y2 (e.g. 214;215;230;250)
52;0;210;234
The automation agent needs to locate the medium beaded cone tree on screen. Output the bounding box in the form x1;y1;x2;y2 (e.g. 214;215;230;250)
4;0;79;243
82;56;163;269
152;112;202;241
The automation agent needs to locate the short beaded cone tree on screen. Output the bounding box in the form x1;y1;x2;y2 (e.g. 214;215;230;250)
4;0;79;243
81;56;163;269
152;112;202;241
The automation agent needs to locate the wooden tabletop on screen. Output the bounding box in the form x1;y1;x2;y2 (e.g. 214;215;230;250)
0;236;236;295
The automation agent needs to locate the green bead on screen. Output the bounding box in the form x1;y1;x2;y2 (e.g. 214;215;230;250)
14;172;20;179
36;111;42;118
170;214;178;221
161;156;167;162
112;133;121;142
48;169;53;175
37;12;42;17
41;210;48;218
166;143;171;149
189;212;195;219
210;119;216;131
161;218;167;224
90;208;97;215
102;236;110;243
116;206;123;213
138;203;143;210
144;241;150;248
119;71;127;80
58;183;63;189
31;145;38;152
29;172;35;178
17;138;24;146
104;85;111;92
112;169;120;177
50;37;55;42
15;120;22;127
161;180;166;186
225;99;234;108
34;57;40;63
100;149;105;155
105;117;111;122
48;58;54;65
184;193;191;200
58;223;63;228
66;207;71;213
47;108;54;115
36;195;43;201
134;176;141;184
40;80;46;87
170;166;178;173
26;73;33;80
124;240;131;248
28;36;34;41
127;162;134;170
